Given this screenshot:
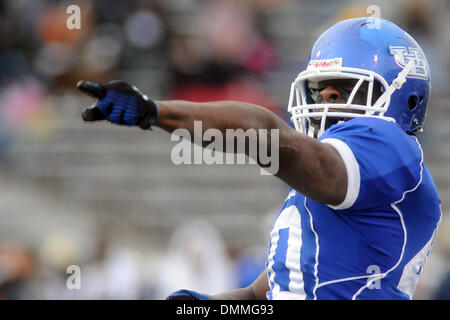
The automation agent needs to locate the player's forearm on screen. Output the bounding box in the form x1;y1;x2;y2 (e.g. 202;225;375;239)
155;99;346;205
155;100;281;137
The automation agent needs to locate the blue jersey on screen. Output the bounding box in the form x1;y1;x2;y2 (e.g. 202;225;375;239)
266;117;441;300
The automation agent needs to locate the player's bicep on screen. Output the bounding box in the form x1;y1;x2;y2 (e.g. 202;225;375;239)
276;125;347;206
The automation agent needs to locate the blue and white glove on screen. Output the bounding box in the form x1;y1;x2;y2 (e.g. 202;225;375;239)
166;289;211;300
77;80;158;130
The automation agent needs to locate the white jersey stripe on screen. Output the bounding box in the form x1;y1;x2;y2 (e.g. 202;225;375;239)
272;291;305;300
267;227;280;295
397;230;437;298
321;138;360;210
304;198;320;299
267;205;305;298
286;217;305;296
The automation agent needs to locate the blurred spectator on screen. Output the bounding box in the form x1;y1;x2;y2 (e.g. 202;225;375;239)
153;219;237;299
0;245;37;299
168;0;279;114
0;77;60;140
230;246;266;289
400;1;449;94
430;215;450;299
124;9;165;50
433;271;450;300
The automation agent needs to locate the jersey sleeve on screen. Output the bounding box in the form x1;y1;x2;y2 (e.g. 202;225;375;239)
318;117;423;212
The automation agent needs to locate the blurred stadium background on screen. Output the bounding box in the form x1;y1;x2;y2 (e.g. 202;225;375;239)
0;0;449;299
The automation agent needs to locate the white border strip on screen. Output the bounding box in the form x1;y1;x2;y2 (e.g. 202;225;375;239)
304;198;320;299
316;273;381;289
272;291;306;300
321;138;360;210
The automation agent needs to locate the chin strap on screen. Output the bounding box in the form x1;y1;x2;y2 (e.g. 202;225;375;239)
373;59;414;111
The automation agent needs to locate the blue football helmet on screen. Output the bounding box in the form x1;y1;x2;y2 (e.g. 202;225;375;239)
288;17;431;137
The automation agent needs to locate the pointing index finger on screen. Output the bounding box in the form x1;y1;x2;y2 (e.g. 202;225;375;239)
77;80;106;99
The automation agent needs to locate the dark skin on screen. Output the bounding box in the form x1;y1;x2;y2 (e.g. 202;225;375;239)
78;80;352;299
153;84;349;299
155;85;348;206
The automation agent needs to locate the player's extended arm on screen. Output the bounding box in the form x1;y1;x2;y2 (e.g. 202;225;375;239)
156;99;347;205
77;80;347;206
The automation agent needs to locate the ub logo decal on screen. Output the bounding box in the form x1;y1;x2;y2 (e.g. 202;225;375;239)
389;46;429;80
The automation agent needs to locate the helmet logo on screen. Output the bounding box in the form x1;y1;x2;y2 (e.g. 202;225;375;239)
389;46;429;80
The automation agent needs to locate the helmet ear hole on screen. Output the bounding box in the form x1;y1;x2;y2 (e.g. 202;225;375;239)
408;95;418;110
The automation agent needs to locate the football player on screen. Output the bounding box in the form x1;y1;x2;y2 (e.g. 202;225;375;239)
78;17;441;300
